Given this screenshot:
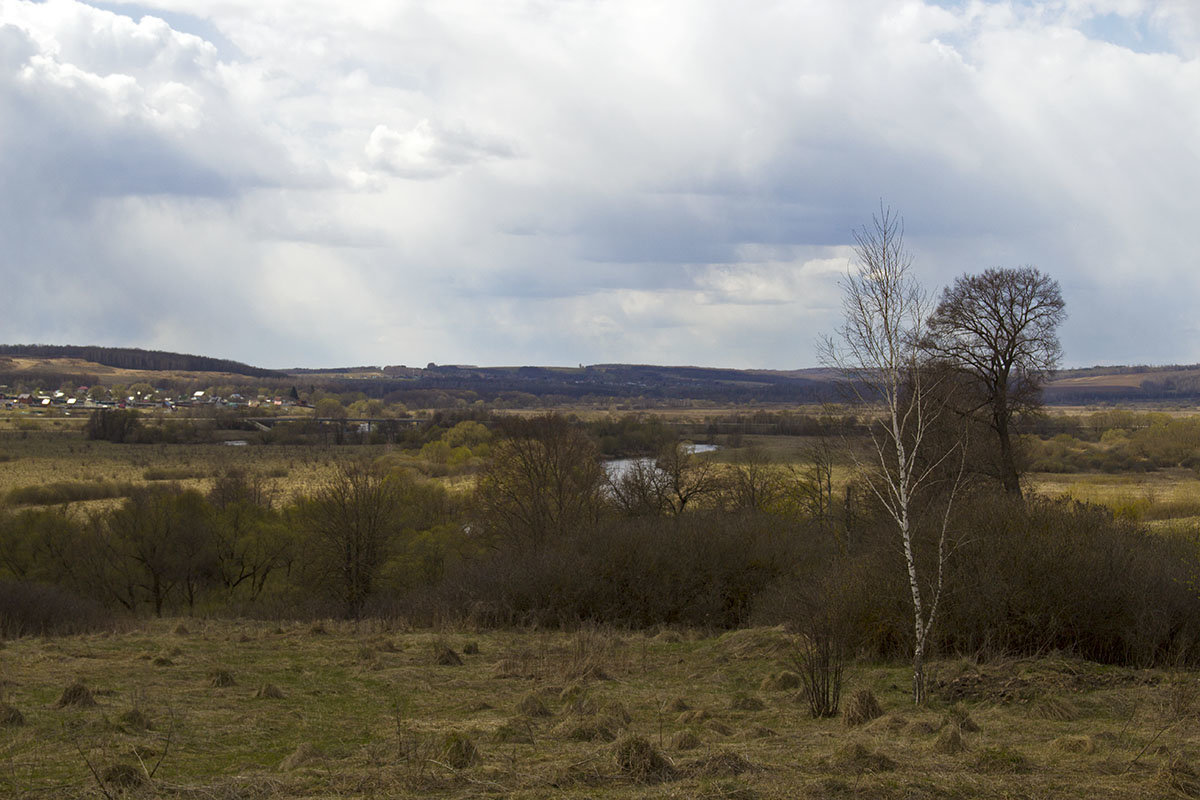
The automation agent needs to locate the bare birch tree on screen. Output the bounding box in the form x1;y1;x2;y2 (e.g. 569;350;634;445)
819;206;966;704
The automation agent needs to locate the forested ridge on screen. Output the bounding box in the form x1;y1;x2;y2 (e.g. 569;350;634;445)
0;345;284;378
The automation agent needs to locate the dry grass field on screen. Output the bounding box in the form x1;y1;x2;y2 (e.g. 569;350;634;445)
1;621;1198;799
0;429;387;512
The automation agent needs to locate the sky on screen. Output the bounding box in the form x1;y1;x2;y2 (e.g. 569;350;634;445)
1;0;1198;370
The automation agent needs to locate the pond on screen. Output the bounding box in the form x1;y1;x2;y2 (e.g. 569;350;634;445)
603;443;719;482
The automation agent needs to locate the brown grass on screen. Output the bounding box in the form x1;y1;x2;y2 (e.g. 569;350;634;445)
843;688;883;726
0;621;1197;798
56;681;95;707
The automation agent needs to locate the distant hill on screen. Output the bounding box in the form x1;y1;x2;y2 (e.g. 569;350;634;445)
0;345;284;379
1044;364;1200;404
4;343;1200;406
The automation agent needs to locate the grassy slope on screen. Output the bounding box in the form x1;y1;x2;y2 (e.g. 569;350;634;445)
0;621;1196;799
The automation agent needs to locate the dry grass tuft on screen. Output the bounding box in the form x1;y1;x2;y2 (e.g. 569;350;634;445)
1158;755;1200;798
760;670;802;691
613;734;676;782
729;692;765;712
440;732;479;768
255;683;285;699
706;719;733;737
842;689;882;727
208;668;236;688
434;644;463;667
280;742;324;771
565;629;617;682
1032;694;1080;721
517;692;551;718
690;748;754;777
1051;735;1095;754
57;681;96;708
946;701;980;732
117;707;151;731
672;730;701;750
933;724;966;755
101;763;144;788
867;713;908;734
831;741;896;773
0;702;24;726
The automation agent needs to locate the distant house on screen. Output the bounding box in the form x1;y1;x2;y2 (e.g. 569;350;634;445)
16;394;32;405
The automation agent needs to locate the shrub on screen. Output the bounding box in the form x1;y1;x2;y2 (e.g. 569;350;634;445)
85;409;139;443
938;496;1200;665
6;480;136;506
0;581;113;638
425;511;812;628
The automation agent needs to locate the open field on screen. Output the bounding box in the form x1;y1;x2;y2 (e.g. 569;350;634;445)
5;424;1200;524
0;431;379;511
1;620;1198;799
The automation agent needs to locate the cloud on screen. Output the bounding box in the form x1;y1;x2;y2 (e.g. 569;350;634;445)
1;0;1198;369
365;119;517;179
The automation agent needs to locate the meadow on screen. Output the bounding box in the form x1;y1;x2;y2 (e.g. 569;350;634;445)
5;405;1200;798
3;620;1200;799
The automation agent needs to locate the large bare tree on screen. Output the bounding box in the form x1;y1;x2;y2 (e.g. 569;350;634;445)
820;206;966;704
926;267;1066;496
476;414;605;548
